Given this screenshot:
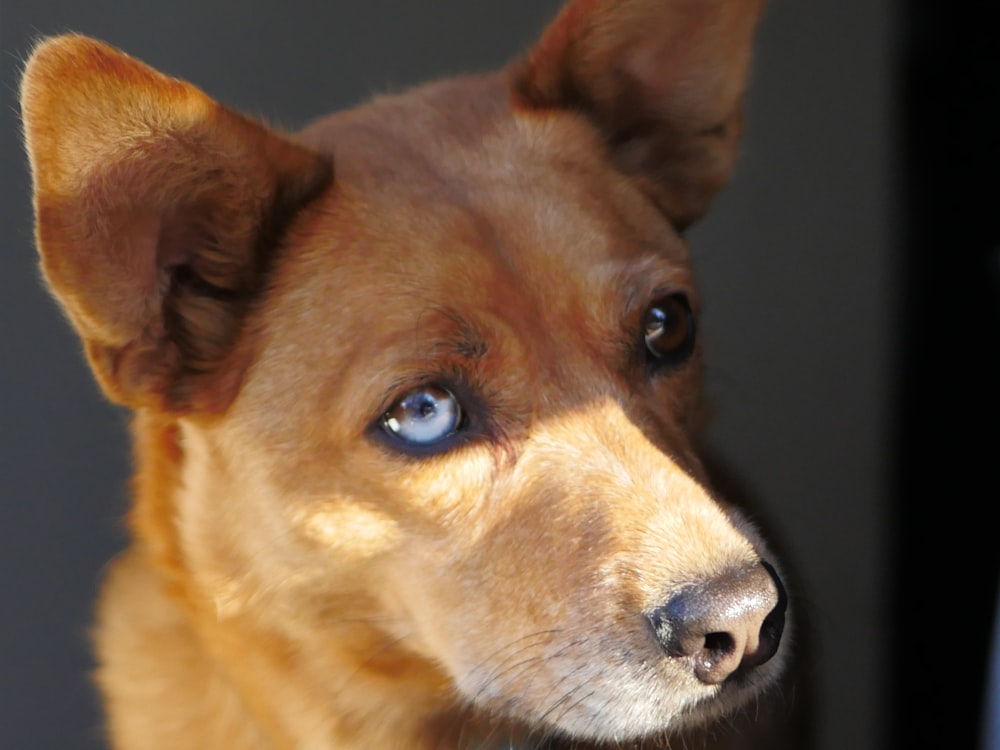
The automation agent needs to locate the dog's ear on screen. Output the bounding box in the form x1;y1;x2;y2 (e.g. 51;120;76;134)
513;0;766;229
21;35;331;413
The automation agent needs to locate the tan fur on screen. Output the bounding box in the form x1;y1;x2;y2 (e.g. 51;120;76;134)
21;3;805;748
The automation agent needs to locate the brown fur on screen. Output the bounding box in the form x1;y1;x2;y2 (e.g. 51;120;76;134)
21;2;806;748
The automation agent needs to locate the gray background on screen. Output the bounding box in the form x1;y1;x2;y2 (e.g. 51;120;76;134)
1;1;894;748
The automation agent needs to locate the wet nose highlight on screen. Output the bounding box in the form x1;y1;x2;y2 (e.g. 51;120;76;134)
646;561;787;685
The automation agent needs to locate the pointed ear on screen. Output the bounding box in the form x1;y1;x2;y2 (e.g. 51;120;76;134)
21;35;332;413
512;0;767;229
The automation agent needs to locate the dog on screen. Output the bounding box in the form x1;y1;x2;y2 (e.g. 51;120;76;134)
20;1;805;748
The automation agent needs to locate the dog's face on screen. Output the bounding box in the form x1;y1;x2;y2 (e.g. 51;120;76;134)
22;0;788;746
214;89;782;739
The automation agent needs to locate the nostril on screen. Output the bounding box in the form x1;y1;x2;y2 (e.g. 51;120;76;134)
703;631;735;656
698;631;739;682
645;562;787;685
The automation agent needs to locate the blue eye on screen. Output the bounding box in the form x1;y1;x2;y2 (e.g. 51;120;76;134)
381;385;463;446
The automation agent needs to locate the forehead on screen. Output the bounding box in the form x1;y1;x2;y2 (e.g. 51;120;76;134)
292;74;689;310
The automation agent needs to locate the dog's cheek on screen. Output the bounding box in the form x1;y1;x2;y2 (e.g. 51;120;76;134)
289;501;403;562
387;492;650;735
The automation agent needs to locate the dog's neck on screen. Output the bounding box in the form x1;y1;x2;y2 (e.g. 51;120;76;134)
97;412;490;750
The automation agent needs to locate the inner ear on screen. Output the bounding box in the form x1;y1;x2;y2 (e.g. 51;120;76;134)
511;0;767;229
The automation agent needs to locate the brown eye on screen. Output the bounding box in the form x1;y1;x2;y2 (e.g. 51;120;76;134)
644;294;695;367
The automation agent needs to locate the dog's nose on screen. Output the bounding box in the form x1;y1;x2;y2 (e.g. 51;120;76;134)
646;561;787;685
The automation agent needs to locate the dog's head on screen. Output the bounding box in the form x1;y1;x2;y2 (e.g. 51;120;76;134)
22;0;790;745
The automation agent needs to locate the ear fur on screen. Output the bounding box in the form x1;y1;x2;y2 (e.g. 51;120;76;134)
21;35;332;413
512;0;767;229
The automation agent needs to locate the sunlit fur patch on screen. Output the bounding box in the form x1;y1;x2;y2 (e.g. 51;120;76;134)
292;500;401;560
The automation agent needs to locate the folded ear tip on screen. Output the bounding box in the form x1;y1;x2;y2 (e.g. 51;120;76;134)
21;33;196;124
23;35;124;143
21;33;215;198
22;34;114;101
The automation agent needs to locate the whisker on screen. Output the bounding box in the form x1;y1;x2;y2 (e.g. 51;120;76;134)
468;629;563;705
